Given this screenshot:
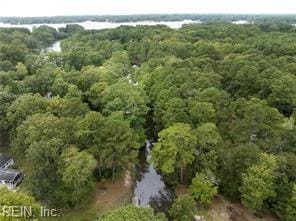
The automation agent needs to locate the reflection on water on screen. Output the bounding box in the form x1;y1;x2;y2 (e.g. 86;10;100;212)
134;141;174;213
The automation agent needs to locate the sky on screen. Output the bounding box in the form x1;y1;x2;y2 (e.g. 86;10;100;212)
1;0;296;17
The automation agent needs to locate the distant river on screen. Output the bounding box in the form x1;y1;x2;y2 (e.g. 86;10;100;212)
0;20;201;32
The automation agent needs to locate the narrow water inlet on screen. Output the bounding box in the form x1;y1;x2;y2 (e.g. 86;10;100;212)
133;140;174;213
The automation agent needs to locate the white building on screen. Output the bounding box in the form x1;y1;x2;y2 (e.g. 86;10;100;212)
0;154;22;189
0;154;14;169
0;168;23;189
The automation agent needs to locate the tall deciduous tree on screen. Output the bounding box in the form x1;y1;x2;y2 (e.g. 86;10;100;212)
240;153;279;211
151;123;197;183
12;113;76;205
195;123;222;152
101;79;148;142
188;101;216;125
228;98;284;148
95;112;139;180
6;94;47;133
59;146;97;206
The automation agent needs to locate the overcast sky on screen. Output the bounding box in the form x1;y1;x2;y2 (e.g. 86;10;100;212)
1;0;296;17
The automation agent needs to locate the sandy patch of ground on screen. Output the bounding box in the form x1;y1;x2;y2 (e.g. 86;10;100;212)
207;196;278;221
94;171;133;213
175;186;278;221
44;172;134;221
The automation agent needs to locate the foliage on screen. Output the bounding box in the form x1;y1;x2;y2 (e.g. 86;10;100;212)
169;195;196;221
12;113;77;206
189;173;218;205
285;183;296;221
98;204;166;221
151;123;197;182
58;146;97;207
93;112;140;180
0;86;15;132
219;143;260;200
240;153;279;211
0;187;40;219
6;94;48;133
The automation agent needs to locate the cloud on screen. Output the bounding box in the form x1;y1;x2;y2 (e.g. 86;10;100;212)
1;0;296;17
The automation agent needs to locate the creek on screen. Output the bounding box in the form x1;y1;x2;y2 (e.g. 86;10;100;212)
133;140;174;213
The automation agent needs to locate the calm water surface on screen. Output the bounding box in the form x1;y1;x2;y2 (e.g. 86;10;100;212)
133;141;174;213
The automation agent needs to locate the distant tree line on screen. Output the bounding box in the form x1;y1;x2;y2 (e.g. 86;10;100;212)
2;14;296;25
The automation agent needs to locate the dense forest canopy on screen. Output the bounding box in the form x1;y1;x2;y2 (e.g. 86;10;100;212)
0;19;296;221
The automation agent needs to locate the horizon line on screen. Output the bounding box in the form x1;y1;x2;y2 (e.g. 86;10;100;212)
2;13;296;18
